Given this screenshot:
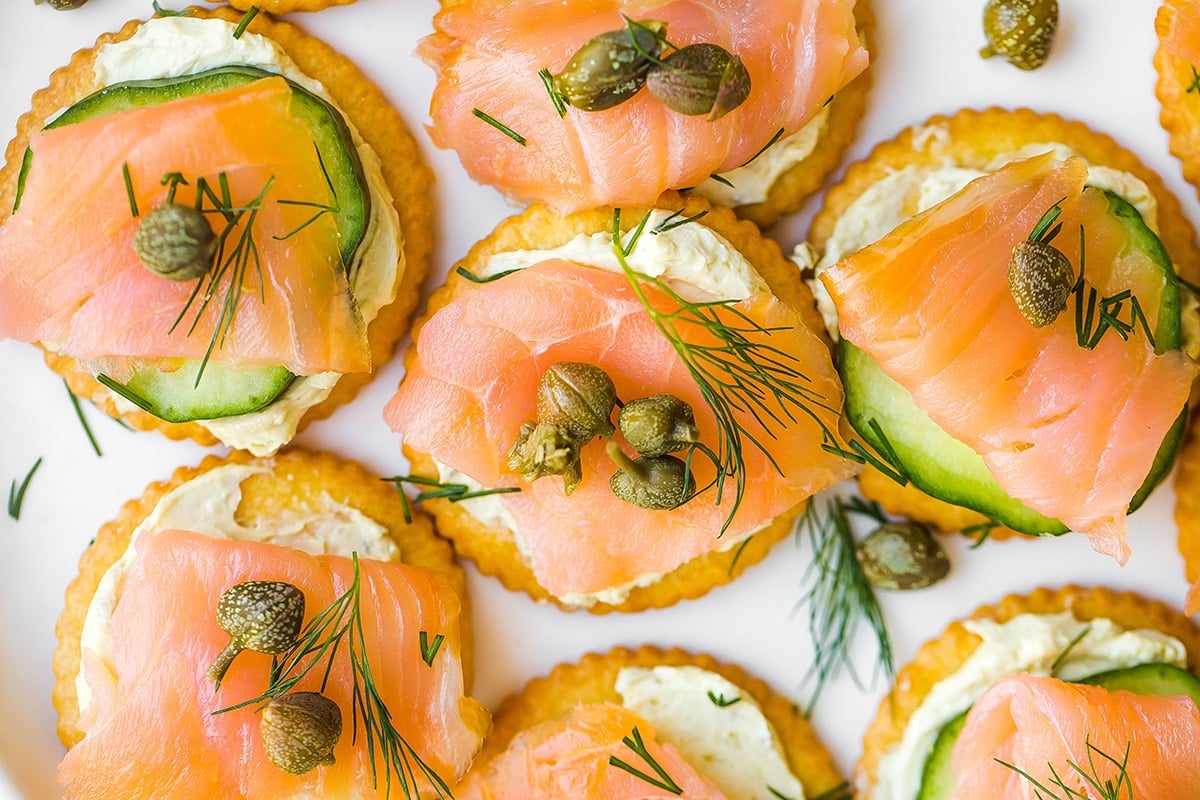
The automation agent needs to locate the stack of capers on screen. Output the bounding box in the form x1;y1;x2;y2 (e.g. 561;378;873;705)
553;21;751;121
607;393;701;510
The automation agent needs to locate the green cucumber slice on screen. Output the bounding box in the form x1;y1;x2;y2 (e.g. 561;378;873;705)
100;361;294;423
916;710;965;800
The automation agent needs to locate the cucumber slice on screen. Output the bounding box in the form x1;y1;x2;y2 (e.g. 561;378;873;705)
916;710;965;800
840;189;1187;535
100;361;295;423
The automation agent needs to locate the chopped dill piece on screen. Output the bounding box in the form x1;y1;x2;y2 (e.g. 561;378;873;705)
8;457;43;520
1189;66;1200;95
961;519;999;549
706;691;740;707
455;265;522;284
808;782;854;800
232;6;259;39
382;474;520;524
538;68;568;117
996;736;1133;800
608;726;683;795
1049;623;1093;677
707;172;735;188
95;374;155;415
471;108;528;146
160;171;188;204
741;127;786;168
652;209;708;235
122;163;139;218
64;381;102;457
418;631;445;667
1070;225;1156;351
13;148;32;213
726;535;753;576
151;0;193;15
275;146;340;242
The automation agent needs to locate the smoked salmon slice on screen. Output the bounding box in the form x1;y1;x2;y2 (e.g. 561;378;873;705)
384;260;853;600
57;529;486;800
949;674;1200;798
455;703;727;799
0;77;369;376
420;0;868;212
1160;0;1200;66
820;154;1197;561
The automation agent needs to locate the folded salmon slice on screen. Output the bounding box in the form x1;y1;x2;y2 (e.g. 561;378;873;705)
421;0;868;212
1160;0;1200;65
950;674;1200;798
0;78;368;375
58;529;486;800
456;703;727;799
385;260;853;599
821;154;1197;561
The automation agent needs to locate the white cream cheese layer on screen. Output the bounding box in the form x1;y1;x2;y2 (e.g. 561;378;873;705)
873;612;1188;800
91;17;402;455
432;210;766;608
617;665;805;800
76;463;399;714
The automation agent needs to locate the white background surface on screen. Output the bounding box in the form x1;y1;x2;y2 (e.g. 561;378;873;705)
0;1;1195;798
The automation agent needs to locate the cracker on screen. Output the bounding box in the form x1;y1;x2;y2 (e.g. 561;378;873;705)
52;448;471;748
471;646;845;798
1156;0;1200;209
854;585;1200;796
1;7;432;448
400;193;824;613
808;107;1200;538
227;0;355;13
1175;413;1200;587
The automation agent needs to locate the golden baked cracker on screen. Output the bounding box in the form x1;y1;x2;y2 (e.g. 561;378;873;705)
854;585;1200;796
227;0;355;13
400;193;827;613
1175;411;1200;587
808;107;1200;538
1156;0;1200;207
52;448;476;748
1;7;432;449
470;646;846;798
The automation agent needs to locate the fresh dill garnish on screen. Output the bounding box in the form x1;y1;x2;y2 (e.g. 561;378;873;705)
652;209;708;235
418;631;445;667
996;736;1134;800
706;691;740;707
7;457;42;521
95;374;156;415
64;381;102;457
808;782;854;800
214;553;454;799
538;68;568;118
796;495;894;714
607;726;682;795
1029;198;1066;245
740;127;785;168
275;145;340;242
726;535;753;576
768;788;796;800
455;266;522;284
707;173;736;188
13;148;32;213
961;518;999;549
151;0;193;16
161;171;188;203
1188;66;1200;95
1069;225;1156;351
471;108;528;146
232;6;259;39
122;163;139;218
382;474;521;524
1049;623;1093;677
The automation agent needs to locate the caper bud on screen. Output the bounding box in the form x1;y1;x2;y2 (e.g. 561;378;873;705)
507;421;585;495
536;362;617;441
261;692;342;775
133;203;216;281
646;43;751;120
1008;240;1074;327
39;0;89;8
207;581;305;684
980;0;1058;71
618;394;700;457
606;441;695;510
554;23;665;112
856;522;950;591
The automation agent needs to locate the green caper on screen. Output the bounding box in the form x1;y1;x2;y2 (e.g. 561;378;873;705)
554;23;665;112
646;43;751;120
40;0;89;8
856;522;950;591
261;692;342;775
1008;240;1074;327
980;0;1058;71
536;362;617;441
207;581;306;684
618;394;700;457
606;441;695;510
133;203;216;281
507;421;585;494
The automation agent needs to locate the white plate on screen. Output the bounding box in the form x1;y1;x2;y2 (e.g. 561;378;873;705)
0;1;1194;797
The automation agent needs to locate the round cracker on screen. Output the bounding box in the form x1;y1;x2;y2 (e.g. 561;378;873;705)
52;447;476;749
807;107;1200;538
1174;412;1200;588
467;646;846;798
854;585;1200;796
227;0;355;14
1;7;433;449
400;192;828;614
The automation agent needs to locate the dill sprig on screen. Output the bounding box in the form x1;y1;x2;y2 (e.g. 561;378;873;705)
740;127;785;168
418;631;444;667
996;736;1134;800
961;518;1000;549
151;1;194;16
807;783;854;800
214;553;454;799
7;457;42;520
232;6;259;39
455;265;521;284
275;146;340;242
471;108;527;146
64;381;102;457
796;495;894;714
607;726;682;795
651;209;708;234
1069;224;1156;351
382;474;520;524
706;691;740;707
1049;623;1093;677
122;163;139;217
1188;66;1200;95
538;68;568;118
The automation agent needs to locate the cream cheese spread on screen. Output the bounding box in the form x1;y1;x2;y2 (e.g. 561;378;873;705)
616;665;805;800
89;17;402;455
75;463;399;714
872;612;1188;800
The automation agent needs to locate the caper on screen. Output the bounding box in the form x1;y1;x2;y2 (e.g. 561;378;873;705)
646;43;751;120
980;0;1058;71
618;394;700;457
856;522;950;591
536;362;617;441
207;581;306;684
133;202;216;281
261;692;342;775
606;441;695;510
1008;240;1074;327
554;23;665;112
507;421;584;495
39;0;89;8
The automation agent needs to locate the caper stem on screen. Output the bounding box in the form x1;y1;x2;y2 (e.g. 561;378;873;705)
605;441;646;480
207;641;243;683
